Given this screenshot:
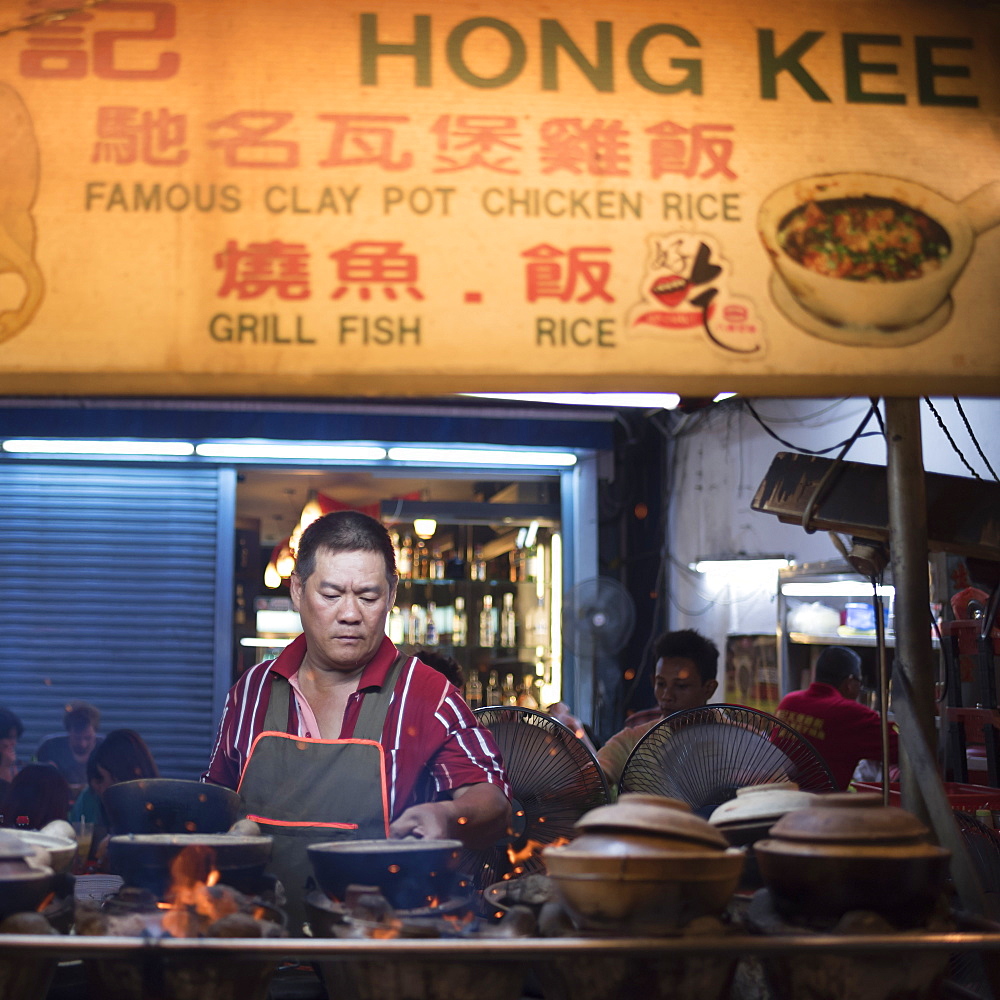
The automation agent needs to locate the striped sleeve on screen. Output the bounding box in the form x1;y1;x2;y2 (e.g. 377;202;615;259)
202;661;274;788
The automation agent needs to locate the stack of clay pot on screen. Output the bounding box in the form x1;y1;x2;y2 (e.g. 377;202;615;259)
543;793;744;934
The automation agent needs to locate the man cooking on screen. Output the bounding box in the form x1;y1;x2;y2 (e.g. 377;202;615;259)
204;510;511;929
596;629;720;790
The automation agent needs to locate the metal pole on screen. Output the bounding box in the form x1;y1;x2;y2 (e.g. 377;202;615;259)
884;398;936;825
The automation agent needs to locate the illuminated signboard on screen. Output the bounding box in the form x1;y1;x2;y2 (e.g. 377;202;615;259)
0;0;997;395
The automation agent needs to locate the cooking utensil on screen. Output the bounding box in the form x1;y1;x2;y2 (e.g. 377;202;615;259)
106;833;272;895
103;779;244;835
543;843;743;934
307;838;463;911
574;794;729;850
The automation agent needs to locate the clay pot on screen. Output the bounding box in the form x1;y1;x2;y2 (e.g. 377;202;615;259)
543;843;743;934
754;793;950;926
574;794;729;851
709;783;818;847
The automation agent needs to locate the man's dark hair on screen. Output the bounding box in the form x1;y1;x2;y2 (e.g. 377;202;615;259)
63;701;100;733
0;707;23;740
294;510;398;585
653;629;719;683
815;645;863;687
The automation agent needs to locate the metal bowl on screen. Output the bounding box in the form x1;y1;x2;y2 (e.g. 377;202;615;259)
0;866;56;920
103;779;244;835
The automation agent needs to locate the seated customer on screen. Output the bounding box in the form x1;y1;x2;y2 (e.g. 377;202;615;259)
775;645;898;791
36;701;103;794
1;762;72;830
0;707;24;799
84;729;160;864
597;629;719;789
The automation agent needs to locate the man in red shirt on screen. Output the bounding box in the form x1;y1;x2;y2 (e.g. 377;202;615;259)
204;510;511;929
775;645;898;790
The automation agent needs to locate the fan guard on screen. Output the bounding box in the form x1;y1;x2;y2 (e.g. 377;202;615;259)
459;706;610;891
561;578;636;658
619;704;838;816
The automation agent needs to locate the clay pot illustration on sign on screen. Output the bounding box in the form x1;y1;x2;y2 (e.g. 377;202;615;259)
758;171;1000;347
0;82;44;345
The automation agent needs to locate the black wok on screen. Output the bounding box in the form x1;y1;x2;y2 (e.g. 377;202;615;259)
103;779;244;835
107;833;272;896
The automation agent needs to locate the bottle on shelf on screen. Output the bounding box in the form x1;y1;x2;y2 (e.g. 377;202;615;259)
414;541;429;580
388;605;405;645
430;549;445;580
424;602;439;646
407;603;425;645
479;594;496;647
472;546;487;581
398;534;413;580
502;672;518;705
485;669;501;705
465;670;483;709
500;591;517;648
452;596;468;646
526;596;549;646
517;673;540;709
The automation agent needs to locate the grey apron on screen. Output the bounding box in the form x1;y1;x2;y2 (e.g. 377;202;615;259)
237;654;404;932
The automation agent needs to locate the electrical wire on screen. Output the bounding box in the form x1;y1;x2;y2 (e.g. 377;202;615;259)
923;398;983;479
742;399;884;455
953;397;1000;482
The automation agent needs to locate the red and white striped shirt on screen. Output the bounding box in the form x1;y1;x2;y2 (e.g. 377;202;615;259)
203;634;510;819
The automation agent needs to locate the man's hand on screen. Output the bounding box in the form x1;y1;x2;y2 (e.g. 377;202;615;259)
389;783;511;849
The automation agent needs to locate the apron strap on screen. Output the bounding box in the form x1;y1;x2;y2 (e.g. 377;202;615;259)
262;652;407;739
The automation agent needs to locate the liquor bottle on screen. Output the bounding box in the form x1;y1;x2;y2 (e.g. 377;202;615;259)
517;674;540;709
472;546;486;581
485;670;501;705
407;603;425;645
452;597;468;646
502;672;518;705
424;602;439;646
500;591;517;648
388;605;405;644
526;596;549;646
479;594;496;647
430;549;445;580
465;670;483;709
398;534;413;580
414;541;429;580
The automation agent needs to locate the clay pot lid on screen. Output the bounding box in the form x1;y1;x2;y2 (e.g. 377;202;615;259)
0;830;33;861
767;792;931;844
709;782;817;827
574;793;729;849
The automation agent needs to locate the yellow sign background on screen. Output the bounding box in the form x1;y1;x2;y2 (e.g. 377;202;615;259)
0;0;997;396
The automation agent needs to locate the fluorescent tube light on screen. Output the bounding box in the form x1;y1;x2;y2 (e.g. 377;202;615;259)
462;392;680;410
2;439;194;456
692;557;791;574
782;582;896;598
387;447;577;467
195;443;387;460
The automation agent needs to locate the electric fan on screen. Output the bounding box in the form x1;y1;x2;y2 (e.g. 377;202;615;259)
619;704;838;817
459;706;611;891
561;577;636;660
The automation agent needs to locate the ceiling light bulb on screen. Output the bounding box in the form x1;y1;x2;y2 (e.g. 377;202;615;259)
412;518;437;540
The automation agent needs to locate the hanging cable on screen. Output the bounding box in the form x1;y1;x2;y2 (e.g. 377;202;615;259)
953;397;1000;482
742;399;884;455
923;398;981;479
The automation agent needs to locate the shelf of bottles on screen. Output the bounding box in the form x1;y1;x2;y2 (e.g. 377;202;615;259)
387;525;562;713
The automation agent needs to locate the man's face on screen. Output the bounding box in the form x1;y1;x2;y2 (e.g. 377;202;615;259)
68;723;97;759
291;547;396;674
653;656;718;715
0;730;16;768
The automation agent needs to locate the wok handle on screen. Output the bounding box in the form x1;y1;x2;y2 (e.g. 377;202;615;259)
959;180;1000;235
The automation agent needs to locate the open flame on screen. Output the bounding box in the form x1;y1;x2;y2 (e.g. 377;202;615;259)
506;836;570;872
156;844;240;938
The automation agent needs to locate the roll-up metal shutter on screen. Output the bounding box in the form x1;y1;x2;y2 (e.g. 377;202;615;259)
0;463;233;781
